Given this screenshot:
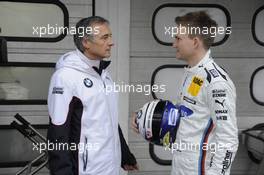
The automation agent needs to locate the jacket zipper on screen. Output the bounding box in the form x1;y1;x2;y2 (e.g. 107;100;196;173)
83;136;88;171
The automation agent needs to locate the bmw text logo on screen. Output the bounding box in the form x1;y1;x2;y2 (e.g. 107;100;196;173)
84;78;93;88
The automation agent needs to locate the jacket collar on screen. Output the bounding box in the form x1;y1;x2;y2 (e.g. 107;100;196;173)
76;49;100;68
76;49;111;76
93;61;111;76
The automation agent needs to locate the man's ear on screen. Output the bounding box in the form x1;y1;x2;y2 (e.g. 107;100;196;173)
82;38;91;50
193;37;200;49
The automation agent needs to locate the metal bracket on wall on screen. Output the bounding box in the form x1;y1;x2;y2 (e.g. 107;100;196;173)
11;113;49;175
0;37;7;63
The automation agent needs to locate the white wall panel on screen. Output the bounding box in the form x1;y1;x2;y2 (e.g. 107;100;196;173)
5;0;93;63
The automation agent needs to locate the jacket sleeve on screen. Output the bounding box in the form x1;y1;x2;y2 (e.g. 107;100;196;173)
207;81;239;175
47;73;74;175
118;124;137;168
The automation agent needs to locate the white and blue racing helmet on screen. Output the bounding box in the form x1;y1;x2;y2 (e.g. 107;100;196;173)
136;99;180;146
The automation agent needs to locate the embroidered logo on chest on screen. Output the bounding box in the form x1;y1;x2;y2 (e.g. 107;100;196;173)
83;78;93;88
187;76;204;96
52;87;64;94
209;69;219;78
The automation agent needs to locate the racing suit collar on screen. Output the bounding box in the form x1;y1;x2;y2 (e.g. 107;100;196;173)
186;50;212;73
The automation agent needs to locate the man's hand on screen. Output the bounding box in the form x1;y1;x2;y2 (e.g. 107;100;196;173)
119;124;139;171
131;112;139;133
123;164;139;171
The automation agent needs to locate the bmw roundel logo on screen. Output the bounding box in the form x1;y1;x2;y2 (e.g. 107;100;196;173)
84;78;93;88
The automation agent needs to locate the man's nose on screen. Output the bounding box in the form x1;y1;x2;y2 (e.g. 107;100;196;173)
172;41;177;48
109;42;114;47
109;38;114;46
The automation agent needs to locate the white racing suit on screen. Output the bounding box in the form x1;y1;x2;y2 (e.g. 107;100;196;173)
47;49;121;175
171;50;239;175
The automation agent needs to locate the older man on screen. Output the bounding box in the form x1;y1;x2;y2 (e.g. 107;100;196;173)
47;16;137;175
